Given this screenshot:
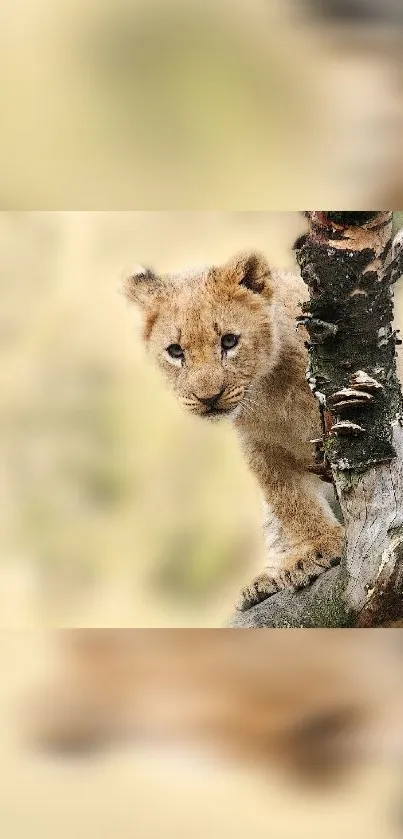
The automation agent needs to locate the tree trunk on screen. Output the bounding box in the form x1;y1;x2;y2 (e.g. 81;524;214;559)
230;211;403;628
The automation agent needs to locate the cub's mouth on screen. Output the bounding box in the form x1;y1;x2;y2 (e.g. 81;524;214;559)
183;388;244;419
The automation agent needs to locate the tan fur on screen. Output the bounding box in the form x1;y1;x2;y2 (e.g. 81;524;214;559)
124;252;344;610
25;631;403;786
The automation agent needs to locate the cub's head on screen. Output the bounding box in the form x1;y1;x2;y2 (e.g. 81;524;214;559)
124;251;278;419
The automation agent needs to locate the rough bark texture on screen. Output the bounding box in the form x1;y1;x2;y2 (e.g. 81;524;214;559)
230;211;403;628
301;211;400;471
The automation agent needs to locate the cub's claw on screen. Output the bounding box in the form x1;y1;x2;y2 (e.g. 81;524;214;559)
236;550;341;612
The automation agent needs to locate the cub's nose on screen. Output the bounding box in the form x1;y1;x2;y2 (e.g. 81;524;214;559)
195;388;225;409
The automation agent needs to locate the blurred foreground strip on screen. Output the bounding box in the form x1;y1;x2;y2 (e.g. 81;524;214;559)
22;630;403;786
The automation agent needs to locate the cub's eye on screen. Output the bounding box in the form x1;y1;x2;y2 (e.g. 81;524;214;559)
166;343;184;360
221;333;239;351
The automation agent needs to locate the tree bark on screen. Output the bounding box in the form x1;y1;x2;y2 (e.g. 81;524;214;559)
230;211;403;628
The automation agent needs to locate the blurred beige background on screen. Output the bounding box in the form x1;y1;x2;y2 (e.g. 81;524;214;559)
1;0;403;208
0;211;402;628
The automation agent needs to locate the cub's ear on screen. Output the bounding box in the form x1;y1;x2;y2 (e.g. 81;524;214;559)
123;266;163;308
215;251;274;298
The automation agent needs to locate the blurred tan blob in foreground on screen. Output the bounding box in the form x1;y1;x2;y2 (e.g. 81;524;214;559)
4;630;401;839
24;630;403;774
1;0;403;208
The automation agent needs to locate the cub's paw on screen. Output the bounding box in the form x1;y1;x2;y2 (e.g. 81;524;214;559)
235;568;286;611
235;544;342;612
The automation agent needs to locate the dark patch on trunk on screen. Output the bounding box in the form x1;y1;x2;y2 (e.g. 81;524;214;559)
325;212;380;227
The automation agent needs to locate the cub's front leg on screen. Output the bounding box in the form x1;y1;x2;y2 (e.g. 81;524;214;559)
237;451;344;611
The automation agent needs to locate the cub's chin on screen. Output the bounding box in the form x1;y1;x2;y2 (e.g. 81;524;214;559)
202;405;242;422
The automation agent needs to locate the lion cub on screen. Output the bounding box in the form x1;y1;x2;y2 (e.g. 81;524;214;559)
124;252;344;610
